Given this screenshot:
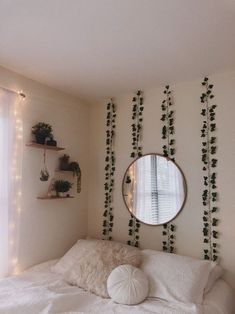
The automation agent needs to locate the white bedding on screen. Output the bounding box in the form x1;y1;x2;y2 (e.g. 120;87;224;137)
0;260;234;314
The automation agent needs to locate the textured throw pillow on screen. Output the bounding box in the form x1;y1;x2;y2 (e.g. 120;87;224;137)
141;249;215;304
107;265;148;305
65;239;141;298
51;239;96;275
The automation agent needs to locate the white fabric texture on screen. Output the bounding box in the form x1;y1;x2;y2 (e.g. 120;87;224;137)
204;264;224;293
51;242;83;275
0;259;234;314
141;249;215;304
0;88;23;278
203;279;235;314
64;239;141;298
107;264;149;305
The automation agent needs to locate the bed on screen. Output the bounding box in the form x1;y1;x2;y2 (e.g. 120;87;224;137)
0;259;234;314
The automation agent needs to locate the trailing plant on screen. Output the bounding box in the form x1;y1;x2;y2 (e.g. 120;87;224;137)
32;122;53;144
130;90;144;159
69;161;81;193
59;154;70;171
161;85;176;253
102;99;117;241
127;90;144;248
200;77;219;261
58;155;81;193
53;180;72;196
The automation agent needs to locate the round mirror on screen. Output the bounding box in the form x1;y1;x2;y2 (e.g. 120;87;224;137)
122;154;187;225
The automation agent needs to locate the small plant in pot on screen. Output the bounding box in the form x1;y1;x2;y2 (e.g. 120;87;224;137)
53;180;73;197
46;136;57;147
59;154;70;171
69;161;81;193
32;122;53;145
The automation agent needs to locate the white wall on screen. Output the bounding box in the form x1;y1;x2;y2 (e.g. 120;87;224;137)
0;66;89;270
88;71;235;289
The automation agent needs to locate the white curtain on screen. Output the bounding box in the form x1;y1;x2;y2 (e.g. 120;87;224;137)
0;88;23;278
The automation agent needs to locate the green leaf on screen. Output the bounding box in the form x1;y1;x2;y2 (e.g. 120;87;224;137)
128;220;133;227
213;255;218;261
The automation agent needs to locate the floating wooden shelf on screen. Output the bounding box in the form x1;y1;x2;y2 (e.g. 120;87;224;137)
26;142;65;151
55;170;73;173
37;196;74;200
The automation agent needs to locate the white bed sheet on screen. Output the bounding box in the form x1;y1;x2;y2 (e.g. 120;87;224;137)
0;260;234;314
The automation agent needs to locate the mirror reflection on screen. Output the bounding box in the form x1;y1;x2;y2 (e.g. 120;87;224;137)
123;154;186;225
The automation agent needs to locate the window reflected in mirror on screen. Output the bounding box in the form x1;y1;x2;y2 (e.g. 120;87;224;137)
123;154;187;225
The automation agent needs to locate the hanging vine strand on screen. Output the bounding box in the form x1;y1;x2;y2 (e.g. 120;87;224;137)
161;85;176;253
127;90;144;247
200;77;219;261
102;99;117;241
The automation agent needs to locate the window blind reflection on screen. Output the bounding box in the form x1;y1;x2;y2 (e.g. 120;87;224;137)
124;155;185;225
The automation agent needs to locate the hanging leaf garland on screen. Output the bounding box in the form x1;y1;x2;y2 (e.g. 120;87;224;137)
102;100;116;241
130;90;144;159
127;90;144;247
161;85;176;253
200;77;219;261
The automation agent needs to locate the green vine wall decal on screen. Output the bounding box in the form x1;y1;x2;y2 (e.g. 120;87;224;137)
200;77;219;261
127;90;144;247
161;85;176;253
102;100;117;240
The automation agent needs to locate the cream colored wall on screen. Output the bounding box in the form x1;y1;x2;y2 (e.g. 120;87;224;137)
0;66;89;270
88;71;235;289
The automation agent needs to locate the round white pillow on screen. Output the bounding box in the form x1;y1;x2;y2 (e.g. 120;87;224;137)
107;264;149;305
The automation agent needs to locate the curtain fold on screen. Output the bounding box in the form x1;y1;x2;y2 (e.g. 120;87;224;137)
0;88;23;277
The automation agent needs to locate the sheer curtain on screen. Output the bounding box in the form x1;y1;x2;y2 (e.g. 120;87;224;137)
0;88;23;277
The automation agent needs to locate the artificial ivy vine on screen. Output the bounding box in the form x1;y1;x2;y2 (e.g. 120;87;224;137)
161;85;176;253
200;77;219;261
102;100;116;241
127;90;144;247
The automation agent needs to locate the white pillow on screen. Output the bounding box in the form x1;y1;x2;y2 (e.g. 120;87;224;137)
205;264;224;293
141;249;215;304
51;239;99;275
107;265;148;305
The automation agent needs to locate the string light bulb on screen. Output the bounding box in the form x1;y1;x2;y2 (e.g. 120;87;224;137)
8;90;24;276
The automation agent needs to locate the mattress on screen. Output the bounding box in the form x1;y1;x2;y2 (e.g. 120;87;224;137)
0;260;234;314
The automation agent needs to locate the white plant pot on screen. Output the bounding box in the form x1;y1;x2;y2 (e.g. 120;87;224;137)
57;192;65;198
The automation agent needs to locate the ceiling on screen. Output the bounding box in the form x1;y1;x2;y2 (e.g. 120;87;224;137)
0;0;235;103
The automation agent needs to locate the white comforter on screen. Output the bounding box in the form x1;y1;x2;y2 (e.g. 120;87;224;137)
0;260;234;314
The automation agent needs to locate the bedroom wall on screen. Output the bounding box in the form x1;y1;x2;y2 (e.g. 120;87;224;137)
87;71;235;289
0;65;89;271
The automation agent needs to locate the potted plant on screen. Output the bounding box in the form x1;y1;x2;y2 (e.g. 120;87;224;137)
32;122;53;145
59;154;70;171
46;136;57;147
69;161;81;193
53;180;73;197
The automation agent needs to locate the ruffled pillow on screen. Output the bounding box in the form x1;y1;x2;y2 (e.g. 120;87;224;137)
107;265;148;305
